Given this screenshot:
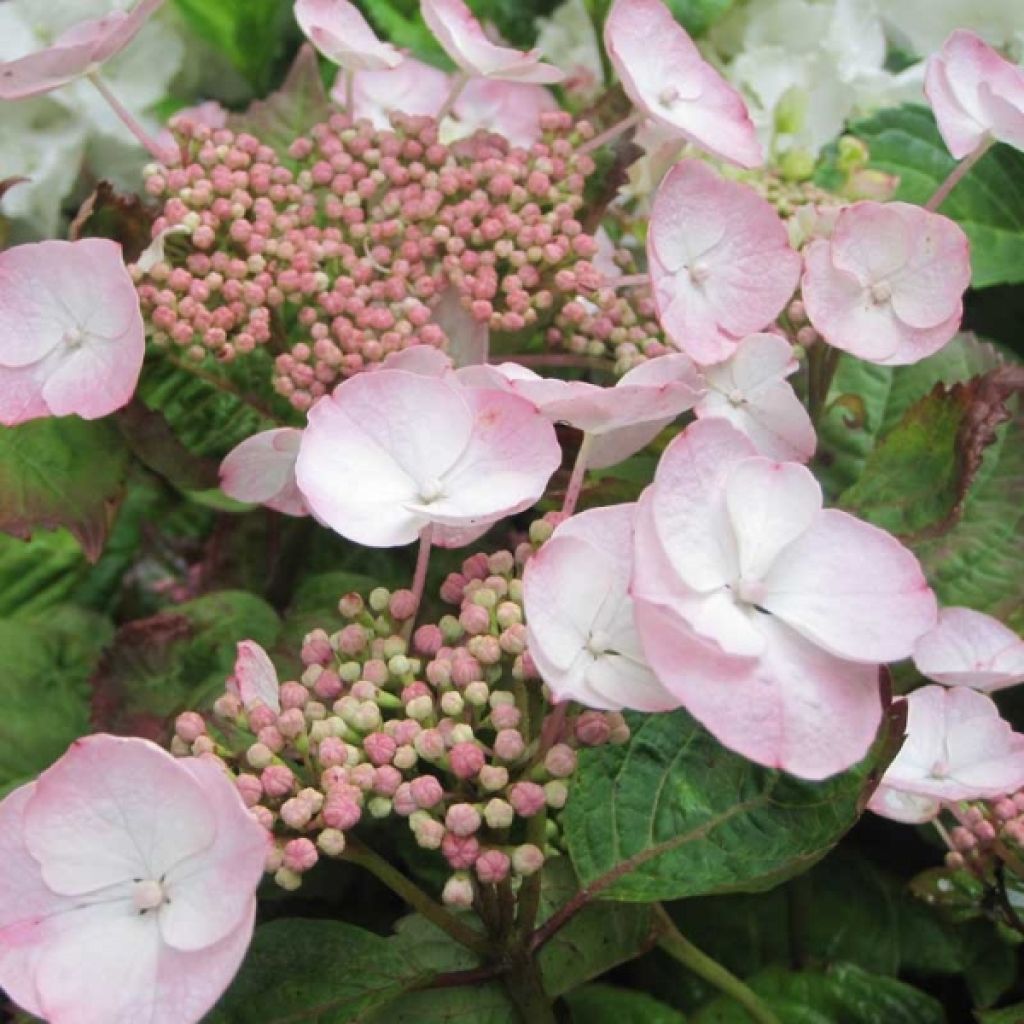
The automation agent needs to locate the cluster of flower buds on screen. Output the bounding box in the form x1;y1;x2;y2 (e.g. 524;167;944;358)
133;108;680;409
942;794;1024;876
170;538;628;904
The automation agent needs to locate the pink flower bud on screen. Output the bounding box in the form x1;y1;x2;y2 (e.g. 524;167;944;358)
246;742;274;770
449;742;485;780
280;681;311;709
951;826;976;852
389;589;417;620
350;680;378;701
410;774;444;809
393;783;418;816
337;624;369;655
414;625;444;656
214;693;243;719
277;708;307;739
364;731;397;766
494;729;526;762
491;704;521;730
460;604;491;635
175;711;206;743
451;656;483;687
251;805;275;831
414;818;446;850
406;695;434;721
442;872;475;908
324;794;362;829
318;828;347;857
191;735;216;756
248;705;278;732
440;691;465;717
314;670;343;701
302;629;333;665
446;803;482;837
479;764;509;791
464;681;489;706
975;820;997;843
257;727;285;753
994;799;1017;821
280;797;313;829
236;773;263;807
576;710;612;746
508;782;546;818
475;849;511;885
544;744;577;779
283;838;319;873
442;832;480;869
512;843;545;877
373;765;403;796
349;763;376;791
414;728;446;761
393;719;422;745
339;592;364;618
262;764;296;798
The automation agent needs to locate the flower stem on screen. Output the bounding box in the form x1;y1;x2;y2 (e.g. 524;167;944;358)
437;72;470;122
925;137;993;212
561;432;594;518
342;837;491;956
87;72;175;164
345;69;355;116
611;272;651;289
578;110;644;156
403;524;434;641
806;345;841;426
504;954;557;1024
653;905;781;1024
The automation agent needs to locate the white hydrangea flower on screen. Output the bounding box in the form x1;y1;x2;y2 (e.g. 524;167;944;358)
535;0;604;100
880;0;1024;61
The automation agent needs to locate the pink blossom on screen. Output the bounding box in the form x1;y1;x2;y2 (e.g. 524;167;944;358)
0;239;144;425
648;161;801;365
631;419;937;779
0;0;164;99
229;640;281;714
421;0;564;84
452;79;559;148
869;686;1024;823
0;735;267;1024
925;30;1024;160
525;503;678;712
334;57;450;126
295;368;560;548
913;607;1024;692
604;0;761;168
294;0;402;71
220;428;311;517
802;201;971;366
694;333;816;462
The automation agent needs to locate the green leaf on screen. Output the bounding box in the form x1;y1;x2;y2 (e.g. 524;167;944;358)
0;416;130;561
114;400;219;492
91;590;280;737
976;1004;1024;1024
362;0;449;64
563;710;888;902
208;919;429;1023
827;104;1024;288
0;531;90;618
565;983;687;1023
0;607;113;788
664;0;737;35
693;964;944;1024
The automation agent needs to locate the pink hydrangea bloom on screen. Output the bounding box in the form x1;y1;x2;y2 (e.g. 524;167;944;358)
524;504;678;711
230;640;281;714
694;333;816;462
868;686;1024;823
295;368;560;547
0;0;164;99
334;57;450;127
294;0;402;71
466;355;704;469
0;734;267;1024
421;0;564;84
604;0;761;168
220;428;310;517
648;161;801;365
0;239;145;425
925;30;1024;160
631;418;937;779
913;607;1024;692
452;79;559;148
802;201;971;366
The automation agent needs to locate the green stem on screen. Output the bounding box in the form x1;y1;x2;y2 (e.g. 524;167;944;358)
503;954;557;1024
806;345;841;426
515;808;548;940
654;905;781;1024
342;838;491;957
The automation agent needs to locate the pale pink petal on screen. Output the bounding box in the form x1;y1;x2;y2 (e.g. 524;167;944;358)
379;345;455;377
294;0;402;71
339;58;451;127
422;0;564;84
761;509;938;663
0;362;50;427
23;736;217;898
233;640;281;713
914;607;1024;691
588;421;672;470
867;784;940;824
604;0;762;168
453;78;559;148
431;287;490;366
220;428;310;517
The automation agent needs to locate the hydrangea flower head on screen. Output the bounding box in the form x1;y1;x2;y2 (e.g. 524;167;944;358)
294;0;402;71
802;201;971;365
913;607;1024;691
0;239;144;425
648;160;801;365
604;0;762;168
0;734;267;1024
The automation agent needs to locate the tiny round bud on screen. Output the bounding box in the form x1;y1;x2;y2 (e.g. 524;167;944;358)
369;587;391;612
236;773;263;807
475;849;511;884
406;695;434;721
446;803;482;837
414;728;446;761
246;742;274;770
508;781;546;818
491;704;521;730
274;867;303;891
440;691;465;717
483;798;515;829
280;797;313;829
464;681;490;706
442;872;475;908
450;741;485;780
478;764;509;791
175;711;206;743
410;774;444;809
544;744;577;779
262;764;296;798
414;818;446;850
283;838;318;873
512;843;545;877
576;710;612;746
544;780;569;809
318;828;347;857
368;796;393;818
339;592;364;618
442;832;480;869
494;729;526;762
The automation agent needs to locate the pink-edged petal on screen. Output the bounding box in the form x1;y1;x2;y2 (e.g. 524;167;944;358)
634;599;883;780
829;201;911;285
220;428;310;516
867;784;940;824
294;0;402;71
422;0;564;83
80;0;167;64
588;420;672;470
724;458;822;583
159;758;268;952
0;41;97;99
233;640;281;713
761;508;937;663
24;736;217;898
914;606;1024;691
649;418;755;591
452;78;559;148
0;362;49;427
604;0;762;168
379;345;455;377
704;332;797;399
431;287;490;367
340;58;451;127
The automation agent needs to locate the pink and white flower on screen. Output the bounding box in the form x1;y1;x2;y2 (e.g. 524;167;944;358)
648;160;801;365
802;201;971;366
0;0;164;100
925;30;1024;160
450;78;559;148
294;0;402;72
230;640;281;714
295;368;560;547
0;734;267;1024
913;607;1024;692
631;418;937;779
220;428;310;517
604;0;762;168
0;239;145;425
334;57;450;127
524;503;678;712
421;0;564;85
868;686;1024;824
694;332;816;462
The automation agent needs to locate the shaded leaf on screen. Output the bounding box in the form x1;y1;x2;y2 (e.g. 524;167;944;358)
976;1004;1024;1024
0;531;90;619
115;400;220;492
564;983;687;1023
68;180;155;262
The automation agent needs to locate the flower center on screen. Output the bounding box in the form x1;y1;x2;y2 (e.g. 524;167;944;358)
735;577;767;606
62;327;84;349
658;85;681;107
131;879;167;913
929;758;950;779
419;477;445;503
727;388;745;406
586;629;612;656
869;281;892;305
688;260;711;285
